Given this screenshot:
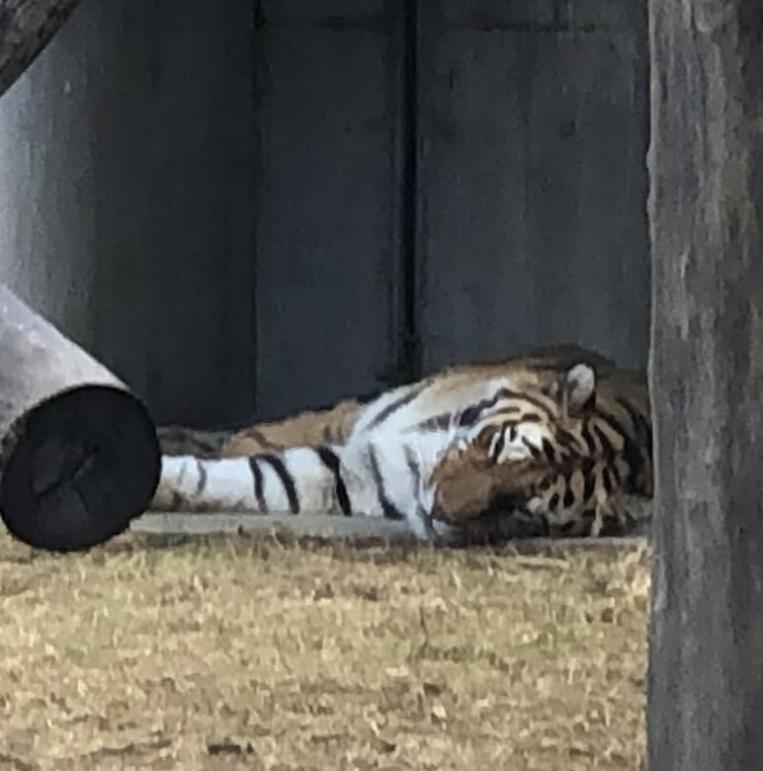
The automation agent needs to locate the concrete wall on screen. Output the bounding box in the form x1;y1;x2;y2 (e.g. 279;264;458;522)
416;0;650;372
251;0;409;419
0;0;650;428
0;0;256;427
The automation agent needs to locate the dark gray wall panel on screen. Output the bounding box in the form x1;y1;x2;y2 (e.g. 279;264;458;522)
0;0;650;429
253;0;405;419
0;3;99;351
0;0;256;428
417;0;650;372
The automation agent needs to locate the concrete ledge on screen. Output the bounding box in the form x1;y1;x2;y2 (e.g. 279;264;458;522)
130;511;650;551
131;511;413;539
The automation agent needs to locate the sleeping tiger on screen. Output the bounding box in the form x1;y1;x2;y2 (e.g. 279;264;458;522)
152;344;652;542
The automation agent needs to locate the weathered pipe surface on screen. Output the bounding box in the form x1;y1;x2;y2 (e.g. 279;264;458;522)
0;284;160;551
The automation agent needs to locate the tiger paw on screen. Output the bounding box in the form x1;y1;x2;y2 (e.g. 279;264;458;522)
428;450;501;523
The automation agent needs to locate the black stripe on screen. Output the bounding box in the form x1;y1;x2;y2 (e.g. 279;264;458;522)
404;446;421;487
368;445;405;520
457;388;512;427
478;405;522;423
367;385;424;430
641;416;654;460
614;397;652;439
457;404;483;428
523;436;542;460
581;418;598;456
259;454;300;514
556;427;579;450
583;463;596;502
596;406;648;490
615;396;654;461
458;388;555;430
593;407;631;441
602;465;614;494
593;424;617;461
561;464;575;509
541;437;557;463
492;430;506;459
595;408;637;459
194;458;207;496
409;411;452;432
622;437;646;490
556;427;590;455
249;429;279;450
501;389;557;421
315;446;352;517
247;457;267;512
548;492;560;510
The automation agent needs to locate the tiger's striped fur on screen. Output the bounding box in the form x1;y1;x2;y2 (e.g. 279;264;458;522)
427;375;651;538
152;345;652;542
220;398;361;457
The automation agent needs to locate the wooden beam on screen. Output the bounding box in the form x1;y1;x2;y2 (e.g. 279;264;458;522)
647;2;763;768
0;285;160;551
0;0;83;100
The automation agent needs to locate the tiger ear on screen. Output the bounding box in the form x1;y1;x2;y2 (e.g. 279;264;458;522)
562;363;596;416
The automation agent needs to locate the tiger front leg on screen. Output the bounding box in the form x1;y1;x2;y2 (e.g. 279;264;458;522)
426;445;503;524
425;407;559;525
425;440;542;525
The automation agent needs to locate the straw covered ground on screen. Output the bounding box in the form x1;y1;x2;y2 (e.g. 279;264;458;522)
0;528;650;771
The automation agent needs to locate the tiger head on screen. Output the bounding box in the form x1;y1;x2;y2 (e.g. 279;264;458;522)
427;361;601;524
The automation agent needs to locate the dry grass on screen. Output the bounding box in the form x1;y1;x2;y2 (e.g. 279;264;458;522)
0;528;650;771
